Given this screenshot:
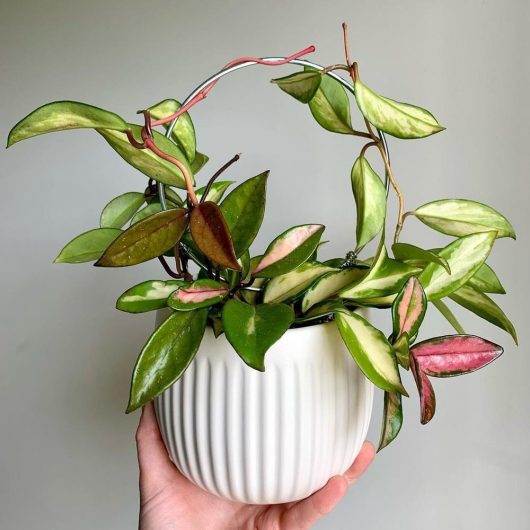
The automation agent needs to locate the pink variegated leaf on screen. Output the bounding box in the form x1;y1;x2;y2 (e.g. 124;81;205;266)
168;279;228;311
253;224;325;278
411;334;503;378
377;391;403;451
410;352;436;425
391;276;427;342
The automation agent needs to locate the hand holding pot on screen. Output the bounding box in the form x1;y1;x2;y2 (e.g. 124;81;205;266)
136;402;375;530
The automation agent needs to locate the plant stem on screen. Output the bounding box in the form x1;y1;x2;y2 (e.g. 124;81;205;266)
158;255;182;279
201;153;241;203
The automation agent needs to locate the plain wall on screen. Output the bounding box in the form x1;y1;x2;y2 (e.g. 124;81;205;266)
1;0;528;528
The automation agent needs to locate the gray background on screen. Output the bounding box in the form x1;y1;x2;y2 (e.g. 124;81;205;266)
1;0;528;528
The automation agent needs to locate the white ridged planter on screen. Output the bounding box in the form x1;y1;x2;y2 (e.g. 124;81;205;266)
154;311;374;504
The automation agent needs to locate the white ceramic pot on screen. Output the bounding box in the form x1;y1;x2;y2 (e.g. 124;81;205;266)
154;311;374;504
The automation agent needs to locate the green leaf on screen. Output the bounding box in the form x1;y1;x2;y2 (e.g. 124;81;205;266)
335;310;407;395
190;151;209;174
340;244;420;300
295;299;348;324
431;299;465;334
351;156;387;250
391;276;427;342
190;201;241;271
393;332;410;369
413;199;515;239
222;299;295;371
301;268;366;312
98;125;194;189
392;242;450;274
449;284;518;344
96;208;189;267
7;100;127;147
196;181;234;204
467;262;505;294
253;224;325;278
354;79;444;139
54;228;121;263
130;201;163;225
418;232;496;300
100;192;145;229
263;262;337;304
220;172;268;256
147;99;196;162
378;391;403;451
305;67;354;134
272;71;322;103
116;280;186;313
168;279;228;311
126;309;208;412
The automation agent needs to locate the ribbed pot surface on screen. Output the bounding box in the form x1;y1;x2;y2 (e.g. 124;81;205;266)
155;315;374;504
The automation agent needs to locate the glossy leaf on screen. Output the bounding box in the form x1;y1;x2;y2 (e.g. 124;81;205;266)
467;263;505;294
418;232;496;300
116;280;186;313
305;67;354;134
354;78;444;139
222;299;295;371
98;125;193;189
7;100;127;147
96;208;188;267
431;299;465;334
272;71;322;103
378;391;403;451
126;309;208;412
148;99;196;162
190;201;241;271
54;228;121;264
340;244;420;300
190;151;209;174
414;199;515;239
263;262;336;303
131;201;163;225
409;352;436;425
100;192;145;229
392;242;450;273
168;279;228;311
392;277;427;341
351;156;387;250
302;268;366;312
253;224;325;278
449;284;518;343
220;172;268;256
196;181;234;204
393;332;410;369
412;334;503;378
335;310;408;395
295;299;348;324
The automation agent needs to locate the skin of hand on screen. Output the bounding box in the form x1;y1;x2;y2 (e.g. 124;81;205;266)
136;402;375;530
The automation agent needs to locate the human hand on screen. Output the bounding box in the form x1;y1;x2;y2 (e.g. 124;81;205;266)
136;402;375;530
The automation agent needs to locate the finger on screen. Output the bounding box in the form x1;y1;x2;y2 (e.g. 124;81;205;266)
282;476;348;529
343;441;375;485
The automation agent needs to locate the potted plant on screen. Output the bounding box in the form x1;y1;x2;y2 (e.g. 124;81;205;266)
7;24;517;505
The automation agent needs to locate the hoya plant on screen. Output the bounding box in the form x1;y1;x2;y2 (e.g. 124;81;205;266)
7;25;517;450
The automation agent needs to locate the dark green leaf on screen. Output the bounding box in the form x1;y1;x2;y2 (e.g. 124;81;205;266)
98;125;193;189
378;391;403;451
190;201;241;271
126;309;208;412
392;242;450;273
8;100;127;147
96;208;189;267
100;192;145;229
222;299;294;371
253;224;325;278
116;280;186;313
54;228;121;263
272;71;322;103
220;172;268;256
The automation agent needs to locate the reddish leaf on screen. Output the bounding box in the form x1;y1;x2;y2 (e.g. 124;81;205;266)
410;352;436;425
168;279;228;311
411;334;503;378
190;201;241;271
378;391;403;451
392;276;427;341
